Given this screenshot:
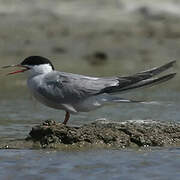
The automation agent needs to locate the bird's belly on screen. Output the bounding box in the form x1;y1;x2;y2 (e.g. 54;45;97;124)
31;88;102;113
74;96;105;112
28;83;78;114
31;89;65;110
27;78;107;113
27;80;64;110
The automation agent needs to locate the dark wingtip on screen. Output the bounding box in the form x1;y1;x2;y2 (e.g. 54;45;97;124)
163;60;176;71
166;60;176;67
168;72;176;79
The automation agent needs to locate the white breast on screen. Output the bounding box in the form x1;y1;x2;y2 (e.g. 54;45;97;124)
27;74;77;113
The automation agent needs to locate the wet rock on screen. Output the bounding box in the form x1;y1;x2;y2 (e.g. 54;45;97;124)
137;6;166;21
24;39;31;45
84;51;108;66
26;119;180;149
51;46;67;54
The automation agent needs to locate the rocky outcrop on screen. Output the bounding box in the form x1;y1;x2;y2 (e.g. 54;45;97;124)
26;119;180;149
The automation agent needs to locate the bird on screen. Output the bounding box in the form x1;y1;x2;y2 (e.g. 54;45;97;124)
2;56;176;124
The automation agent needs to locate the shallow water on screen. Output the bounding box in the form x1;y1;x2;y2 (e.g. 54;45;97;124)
0;148;180;180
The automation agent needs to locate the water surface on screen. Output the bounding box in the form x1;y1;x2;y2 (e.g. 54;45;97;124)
0;148;180;180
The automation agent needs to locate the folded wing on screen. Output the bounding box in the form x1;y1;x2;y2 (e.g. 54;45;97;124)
38;61;176;103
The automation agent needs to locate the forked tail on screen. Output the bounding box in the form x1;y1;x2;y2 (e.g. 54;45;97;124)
99;61;176;94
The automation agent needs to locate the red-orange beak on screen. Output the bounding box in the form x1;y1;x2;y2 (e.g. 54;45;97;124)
2;64;29;75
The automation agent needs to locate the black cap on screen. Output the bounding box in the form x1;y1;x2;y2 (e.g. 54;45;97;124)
21;56;55;70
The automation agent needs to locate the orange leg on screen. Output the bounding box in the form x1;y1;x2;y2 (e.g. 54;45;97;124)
63;111;70;125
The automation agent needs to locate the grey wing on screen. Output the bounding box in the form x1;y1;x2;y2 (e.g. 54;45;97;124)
37;71;120;103
37;60;176;103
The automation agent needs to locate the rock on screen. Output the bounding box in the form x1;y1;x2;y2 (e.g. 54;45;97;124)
51;46;67;54
84;51;108;66
26;119;180;149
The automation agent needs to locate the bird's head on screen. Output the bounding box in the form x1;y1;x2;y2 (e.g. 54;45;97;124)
2;56;55;77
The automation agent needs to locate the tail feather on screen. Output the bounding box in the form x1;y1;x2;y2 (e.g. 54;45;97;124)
117;73;176;93
136;60;176;76
99;61;176;94
104;95;143;104
117;60;176;88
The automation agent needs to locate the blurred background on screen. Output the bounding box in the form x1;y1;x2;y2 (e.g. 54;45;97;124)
0;0;179;98
0;0;179;131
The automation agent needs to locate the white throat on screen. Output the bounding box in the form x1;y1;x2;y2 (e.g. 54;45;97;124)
25;64;53;78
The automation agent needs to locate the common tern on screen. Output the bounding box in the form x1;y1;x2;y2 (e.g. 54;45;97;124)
2;56;176;124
